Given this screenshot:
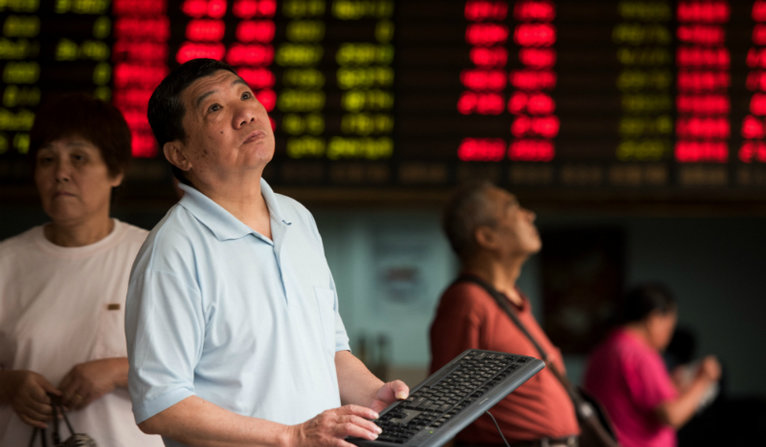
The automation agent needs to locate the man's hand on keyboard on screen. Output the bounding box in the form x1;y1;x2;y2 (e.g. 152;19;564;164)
289;404;383;446
370;379;410;413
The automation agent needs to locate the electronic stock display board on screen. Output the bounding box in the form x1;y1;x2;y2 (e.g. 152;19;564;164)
2;0;766;206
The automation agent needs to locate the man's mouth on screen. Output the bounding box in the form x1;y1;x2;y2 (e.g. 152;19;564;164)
243;130;265;144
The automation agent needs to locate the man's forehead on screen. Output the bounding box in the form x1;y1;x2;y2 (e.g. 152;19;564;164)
183;70;247;107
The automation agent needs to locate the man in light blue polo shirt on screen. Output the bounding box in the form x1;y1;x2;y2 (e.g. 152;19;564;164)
125;58;409;447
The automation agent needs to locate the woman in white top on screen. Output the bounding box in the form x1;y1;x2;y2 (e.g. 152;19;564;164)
0;93;163;446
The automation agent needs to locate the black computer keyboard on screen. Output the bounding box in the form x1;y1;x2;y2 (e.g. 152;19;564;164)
349;349;545;447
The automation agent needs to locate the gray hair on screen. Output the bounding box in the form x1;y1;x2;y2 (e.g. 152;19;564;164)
442;181;499;261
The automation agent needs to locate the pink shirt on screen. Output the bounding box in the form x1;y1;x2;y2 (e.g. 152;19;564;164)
584;329;678;447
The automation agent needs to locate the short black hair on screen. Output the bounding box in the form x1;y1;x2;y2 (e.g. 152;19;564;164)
620;282;677;324
29;92;132;178
147;58;238;184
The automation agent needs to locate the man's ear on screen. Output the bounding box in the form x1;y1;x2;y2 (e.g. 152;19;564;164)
475;225;497;250
163;140;191;172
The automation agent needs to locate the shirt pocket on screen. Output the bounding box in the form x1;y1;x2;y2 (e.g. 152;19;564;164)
91;303;127;359
313;287;337;354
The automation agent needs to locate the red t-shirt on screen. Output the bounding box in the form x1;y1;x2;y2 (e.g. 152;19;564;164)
429;281;579;443
583;329;678;447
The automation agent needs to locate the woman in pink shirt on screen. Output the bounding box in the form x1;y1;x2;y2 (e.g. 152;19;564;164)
583;283;721;447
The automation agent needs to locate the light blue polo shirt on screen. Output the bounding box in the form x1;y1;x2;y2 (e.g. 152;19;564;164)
125;180;350;439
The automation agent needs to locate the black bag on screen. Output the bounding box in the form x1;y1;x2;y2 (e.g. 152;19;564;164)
28;395;97;447
456;275;621;447
574;386;620;447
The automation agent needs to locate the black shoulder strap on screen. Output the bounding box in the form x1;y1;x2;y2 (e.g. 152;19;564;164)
455;274;576;392
453;275;622;446
455;274;550;361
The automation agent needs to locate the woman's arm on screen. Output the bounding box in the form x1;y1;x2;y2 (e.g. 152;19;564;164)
58;357;129;409
656;355;721;428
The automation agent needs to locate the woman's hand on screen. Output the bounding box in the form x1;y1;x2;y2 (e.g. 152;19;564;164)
59;358;126;410
0;370;60;428
696;355;721;382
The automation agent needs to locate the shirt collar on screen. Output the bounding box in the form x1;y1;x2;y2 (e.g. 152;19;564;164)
177;178;291;241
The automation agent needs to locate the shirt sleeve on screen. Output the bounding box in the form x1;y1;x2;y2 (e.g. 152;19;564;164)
622;345;678;412
429;285;484;373
329;276;351;352
125;257;204;423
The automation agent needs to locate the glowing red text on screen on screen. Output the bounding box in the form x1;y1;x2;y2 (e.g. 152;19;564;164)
510;70;556;90
508;92;555;115
739;141;766;162
518;48;555;68
114;0;165;14
677;25;724;45
113;64;168;93
470;47;507;67
114;41;168;62
755;0;766;21
746;71;766;91
677;1;729;22
741;0;766;162
460;0;509;120
238;67;275;89
115;18;169;40
255;90;276;112
182;0;227;19
233;0;276;18
458;138;505;161
508;140;554;161
186;19;225;41
676;117;729;138
746;48;766;69
236;20;276;42
750;93;766;115
464;0;508;21
114;0;169;158
507;0;557;161
514;0;555;21
513;23;556;47
457;92;504;115
678;70;729;90
466;23;509;46
676;47;729;67
511;115;559;138
753;25;766;47
460;69;506;90
177;42;226;63
226;44;274;65
675;141;727;162
676;94;729;114
742;115;765;139
114;89;153;109
675;1;730;163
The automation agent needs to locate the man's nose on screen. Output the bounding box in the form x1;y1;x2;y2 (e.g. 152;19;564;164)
234;104;256;128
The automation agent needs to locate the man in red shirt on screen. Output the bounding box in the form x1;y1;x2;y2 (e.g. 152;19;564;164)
429;181;580;447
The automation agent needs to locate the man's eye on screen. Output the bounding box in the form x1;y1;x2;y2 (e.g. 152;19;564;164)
208;103;222;112
241;91;252;100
